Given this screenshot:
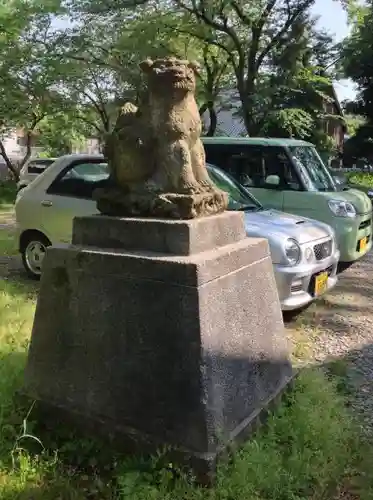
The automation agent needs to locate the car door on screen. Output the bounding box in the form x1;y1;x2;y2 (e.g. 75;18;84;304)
227;146;285;210
40;159;109;244
204;143;281;209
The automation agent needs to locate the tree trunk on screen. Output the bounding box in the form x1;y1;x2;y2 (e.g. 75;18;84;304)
206;103;217;136
199;101;218;136
239;73;264;137
18;131;33;170
0;140;19;182
199;103;208;117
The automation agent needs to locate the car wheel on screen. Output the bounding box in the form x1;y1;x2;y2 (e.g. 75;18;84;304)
21;233;51;280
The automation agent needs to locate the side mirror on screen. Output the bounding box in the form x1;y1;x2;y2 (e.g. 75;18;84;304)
265;174;280;186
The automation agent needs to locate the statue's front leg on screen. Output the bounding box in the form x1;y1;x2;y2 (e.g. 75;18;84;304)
190;139;216;192
162;140;201;194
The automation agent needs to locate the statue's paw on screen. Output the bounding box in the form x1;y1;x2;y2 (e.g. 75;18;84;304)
198;179;216;192
179;182;202;195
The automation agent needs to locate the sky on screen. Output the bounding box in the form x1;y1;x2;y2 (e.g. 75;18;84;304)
312;0;357;102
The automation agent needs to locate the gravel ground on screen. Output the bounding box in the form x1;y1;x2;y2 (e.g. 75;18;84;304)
1;219;373;437
287;251;373;439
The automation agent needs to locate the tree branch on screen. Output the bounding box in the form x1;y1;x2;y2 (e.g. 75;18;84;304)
19;113;47;169
87;67;111;130
256;0;314;70
80;90;111;132
164;23;238;70
245;0;277;83
0;139;19;181
77;114;103;135
67;53;123;72
175;0;245;66
230;0;252;25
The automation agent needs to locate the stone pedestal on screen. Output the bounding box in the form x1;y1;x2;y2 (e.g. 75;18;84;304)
24;211;293;480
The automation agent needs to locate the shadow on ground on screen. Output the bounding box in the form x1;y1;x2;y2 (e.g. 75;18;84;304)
1;273;39;300
0;344;372;499
287;251;373;335
0;242;373;497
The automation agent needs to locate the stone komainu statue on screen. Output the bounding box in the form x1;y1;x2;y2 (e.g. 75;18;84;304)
95;57;228;219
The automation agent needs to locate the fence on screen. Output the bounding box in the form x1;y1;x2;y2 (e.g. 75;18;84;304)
329;166;373;174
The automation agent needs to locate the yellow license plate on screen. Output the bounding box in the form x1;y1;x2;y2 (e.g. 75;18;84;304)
359;236;367;252
314;272;328;296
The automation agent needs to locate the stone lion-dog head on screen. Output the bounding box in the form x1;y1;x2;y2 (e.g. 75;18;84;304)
140;57;200;94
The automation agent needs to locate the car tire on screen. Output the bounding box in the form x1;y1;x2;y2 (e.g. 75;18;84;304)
21;232;51;280
337;261;354;274
282;305;310;322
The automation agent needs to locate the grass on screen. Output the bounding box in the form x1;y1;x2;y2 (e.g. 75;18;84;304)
0;236;373;498
346;171;373;188
0;182;16;211
0;229;17;256
0;182;16;229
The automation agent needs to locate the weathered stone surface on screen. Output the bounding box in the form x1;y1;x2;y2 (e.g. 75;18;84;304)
24;213;293;479
72;212;247;255
94;185;227;220
96;57;228;219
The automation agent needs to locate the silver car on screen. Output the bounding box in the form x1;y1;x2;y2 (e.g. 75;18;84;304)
207;165;339;310
14;154;339;310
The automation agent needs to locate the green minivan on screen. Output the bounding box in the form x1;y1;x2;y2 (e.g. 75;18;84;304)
203;137;372;263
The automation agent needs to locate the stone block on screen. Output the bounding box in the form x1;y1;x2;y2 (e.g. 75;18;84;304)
72;211;246;255
24;211;293;480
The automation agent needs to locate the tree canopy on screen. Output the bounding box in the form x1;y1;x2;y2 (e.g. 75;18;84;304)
0;0;351;178
340;1;373;163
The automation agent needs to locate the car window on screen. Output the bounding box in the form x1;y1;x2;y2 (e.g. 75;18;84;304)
204;143;301;191
206;164;261;211
231;147;301;191
27;159;55;174
204;143;232;168
47;161;110;199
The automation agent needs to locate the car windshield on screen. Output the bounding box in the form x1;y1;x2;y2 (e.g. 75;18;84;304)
328;167;347;186
70;162;109;181
288;146;337;192
206;164;262;211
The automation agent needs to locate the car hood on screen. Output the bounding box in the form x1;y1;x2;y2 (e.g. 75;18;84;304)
243;209;333;245
346;183;373;200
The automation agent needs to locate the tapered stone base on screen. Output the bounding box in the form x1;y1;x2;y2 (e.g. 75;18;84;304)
23;211;293;482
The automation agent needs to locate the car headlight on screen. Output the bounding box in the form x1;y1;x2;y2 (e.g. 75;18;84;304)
367;190;373;198
328;199;356;218
284;238;301;266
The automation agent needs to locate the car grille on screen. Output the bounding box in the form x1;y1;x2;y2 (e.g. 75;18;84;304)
290;283;303;293
359;219;371;230
313;239;333;261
